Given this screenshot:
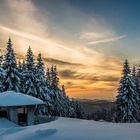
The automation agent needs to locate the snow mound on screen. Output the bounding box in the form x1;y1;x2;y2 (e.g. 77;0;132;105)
0;91;44;106
0;117;140;140
0;118;18;129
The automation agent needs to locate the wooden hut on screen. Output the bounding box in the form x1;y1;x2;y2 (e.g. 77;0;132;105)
0;91;44;125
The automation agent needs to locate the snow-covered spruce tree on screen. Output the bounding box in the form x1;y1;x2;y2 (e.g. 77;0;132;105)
53;66;70;116
52;66;59;91
58;85;73;117
22;46;37;97
135;65;140;98
35;53;52;115
2;38;21;92
44;67;57;115
18;60;23;73
49;65;60;115
75;101;86;119
48;66;67;116
0;68;6;92
17;60;25;93
46;68;51;88
50;65;54;89
69;99;85;119
116;60;139;123
50;65;59;90
131;66;139;98
132;66;136;77
47;65;85;117
22;60;26;70
35;52;46;99
131;66;138;94
135;64;140;121
62;85;66;96
49;66;56;102
0;55;3;67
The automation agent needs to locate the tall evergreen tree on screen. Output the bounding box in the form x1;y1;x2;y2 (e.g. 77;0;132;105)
62;85;66;96
22;60;26;70
22;46;37;97
25;46;35;71
0;55;3;67
52;66;59;91
36;53;45;76
116;60;139;123
3;38;21;92
132;66;136;77
50;65;54;89
35;52;46;99
137;64;140;77
46;68;51;88
18;60;23;73
0;68;6;92
35;53;52;115
136;64;140;92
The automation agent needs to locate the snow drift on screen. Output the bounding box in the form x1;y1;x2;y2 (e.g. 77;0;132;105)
0;117;140;140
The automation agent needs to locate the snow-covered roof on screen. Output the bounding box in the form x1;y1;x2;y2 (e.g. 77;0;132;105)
0;91;44;107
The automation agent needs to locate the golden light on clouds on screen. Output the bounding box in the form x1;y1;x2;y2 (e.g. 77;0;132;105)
0;0;125;100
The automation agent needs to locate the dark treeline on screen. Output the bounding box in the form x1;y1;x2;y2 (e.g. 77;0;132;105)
0;38;85;119
87;105;116;122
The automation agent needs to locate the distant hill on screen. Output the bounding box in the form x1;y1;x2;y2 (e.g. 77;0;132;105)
77;99;115;114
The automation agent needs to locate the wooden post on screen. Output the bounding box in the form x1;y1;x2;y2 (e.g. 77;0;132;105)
9;107;18;124
27;106;35;125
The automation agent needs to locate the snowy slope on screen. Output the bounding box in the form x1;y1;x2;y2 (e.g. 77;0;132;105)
0;118;18;129
0;117;140;140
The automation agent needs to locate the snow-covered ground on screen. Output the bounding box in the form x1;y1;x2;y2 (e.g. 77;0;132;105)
0;117;140;140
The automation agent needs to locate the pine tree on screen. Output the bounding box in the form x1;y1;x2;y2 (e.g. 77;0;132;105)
25;46;35;71
35;52;45;99
136;64;140;99
50;65;54;89
22;60;26;70
132;66;137;92
18;60;23;73
52;66;59;91
22;46;37;97
132;66;136;77
116;60;139;123
137;64;140;77
36;53;45;76
62;85;66;96
2;38;21;92
0;68;6;92
50;65;63;116
46;68;51;88
0;55;3;67
35;53;52;115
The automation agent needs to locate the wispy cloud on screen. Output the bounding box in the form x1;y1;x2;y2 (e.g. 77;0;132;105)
80;31;113;40
80;30;126;45
0;24;74;53
88;35;126;45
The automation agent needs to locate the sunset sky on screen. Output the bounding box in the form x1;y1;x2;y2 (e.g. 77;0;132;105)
0;0;140;100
